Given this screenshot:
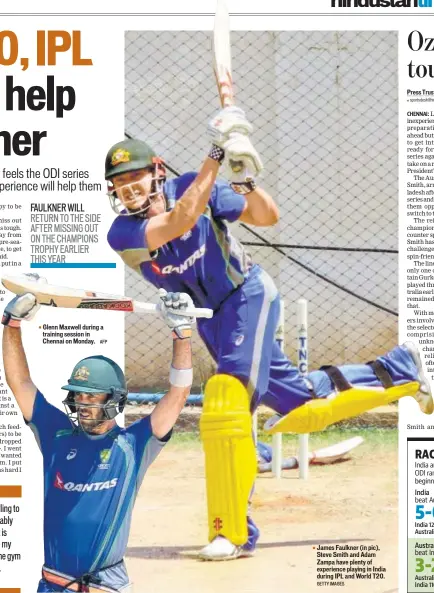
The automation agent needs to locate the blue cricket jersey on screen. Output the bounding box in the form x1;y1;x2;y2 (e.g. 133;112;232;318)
28;391;167;583
107;173;252;310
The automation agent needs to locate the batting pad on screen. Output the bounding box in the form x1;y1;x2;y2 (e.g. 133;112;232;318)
200;374;257;546
266;381;420;434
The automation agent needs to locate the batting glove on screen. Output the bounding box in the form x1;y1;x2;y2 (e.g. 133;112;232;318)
222;133;263;179
2;273;46;327
2;293;40;328
158;289;195;340
207;106;253;147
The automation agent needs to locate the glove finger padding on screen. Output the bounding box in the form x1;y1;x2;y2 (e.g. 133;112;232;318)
157;290;195;338
208;106;253;147
223;133;264;177
2;293;40;327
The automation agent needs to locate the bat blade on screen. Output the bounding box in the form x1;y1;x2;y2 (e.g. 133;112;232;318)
258;436;364;473
213;0;234;107
2;275;134;311
1;274;214;318
309;436;364;465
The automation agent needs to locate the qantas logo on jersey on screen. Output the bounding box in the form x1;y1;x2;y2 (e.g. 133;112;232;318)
54;471;118;492
160;244;206;275
151;262;162;275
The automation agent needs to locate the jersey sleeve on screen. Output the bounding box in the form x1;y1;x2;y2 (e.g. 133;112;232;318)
167;173;246;222
210;180;246;222
27;391;71;457
126;415;171;488
107;216;154;270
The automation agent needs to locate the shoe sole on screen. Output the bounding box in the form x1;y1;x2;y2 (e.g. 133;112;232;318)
404;341;433;414
197;549;255;562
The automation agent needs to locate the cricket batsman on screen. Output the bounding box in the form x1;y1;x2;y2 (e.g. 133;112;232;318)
2;276;195;592
105;106;432;561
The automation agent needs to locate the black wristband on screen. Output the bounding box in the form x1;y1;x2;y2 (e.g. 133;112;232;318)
230;179;257;194
208;144;225;164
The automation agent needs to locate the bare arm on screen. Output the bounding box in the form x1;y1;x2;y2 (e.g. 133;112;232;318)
2;327;37;422
150;338;192;439
146;157;220;251
238;187;280;227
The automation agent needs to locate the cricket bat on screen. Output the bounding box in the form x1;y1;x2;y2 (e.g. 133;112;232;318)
258;437;364;473
1;274;213;319
213;0;234;108
213;0;251;176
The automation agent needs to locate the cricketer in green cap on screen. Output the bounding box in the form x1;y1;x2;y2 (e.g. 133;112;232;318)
105;139;167;217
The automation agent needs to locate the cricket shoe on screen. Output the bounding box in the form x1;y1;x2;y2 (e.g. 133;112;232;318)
404;341;433;414
197;536;255;561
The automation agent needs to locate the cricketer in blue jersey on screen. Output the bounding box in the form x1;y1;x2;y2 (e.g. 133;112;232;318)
105;106;433;561
2;279;196;592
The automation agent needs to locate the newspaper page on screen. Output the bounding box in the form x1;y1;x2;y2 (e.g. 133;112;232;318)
0;1;431;592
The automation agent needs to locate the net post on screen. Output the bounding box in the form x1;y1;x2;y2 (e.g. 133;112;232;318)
297;298;309;480
271;300;285;478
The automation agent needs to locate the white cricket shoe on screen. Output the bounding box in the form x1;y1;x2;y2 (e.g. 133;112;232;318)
197;536;254;561
404;341;433;414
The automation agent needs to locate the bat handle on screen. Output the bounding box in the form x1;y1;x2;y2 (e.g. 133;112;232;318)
133;301;213;319
187;307;214;319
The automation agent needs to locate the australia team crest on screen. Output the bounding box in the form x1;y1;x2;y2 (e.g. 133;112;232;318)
111;148;130;166
73;366;90;382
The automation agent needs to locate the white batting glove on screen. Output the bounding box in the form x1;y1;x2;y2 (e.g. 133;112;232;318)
222;133;263;179
2;294;40;328
2;273;46;328
158;289;195;340
207;106;253;147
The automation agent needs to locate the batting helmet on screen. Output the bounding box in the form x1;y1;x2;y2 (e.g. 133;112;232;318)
105;139;163;179
105;139;167;217
61;355;128;425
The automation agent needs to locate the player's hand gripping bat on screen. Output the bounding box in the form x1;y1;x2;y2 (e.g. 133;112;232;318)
1;274;213;319
212;0;257;177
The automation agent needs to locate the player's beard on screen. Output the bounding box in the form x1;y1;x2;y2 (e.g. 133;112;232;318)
77;407;109;434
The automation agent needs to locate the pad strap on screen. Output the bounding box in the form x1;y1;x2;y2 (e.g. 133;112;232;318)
367;360;394;388
320;365;352;392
